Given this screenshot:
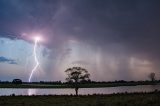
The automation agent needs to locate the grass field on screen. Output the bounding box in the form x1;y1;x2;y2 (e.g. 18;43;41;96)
0;82;158;88
0;83;69;88
0;92;160;106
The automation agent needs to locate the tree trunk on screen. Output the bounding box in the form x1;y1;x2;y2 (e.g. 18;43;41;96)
75;87;78;96
75;79;79;96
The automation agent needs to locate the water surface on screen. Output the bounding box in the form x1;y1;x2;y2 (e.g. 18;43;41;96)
0;85;160;96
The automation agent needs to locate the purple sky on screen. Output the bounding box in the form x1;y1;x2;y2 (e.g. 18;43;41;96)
0;0;160;82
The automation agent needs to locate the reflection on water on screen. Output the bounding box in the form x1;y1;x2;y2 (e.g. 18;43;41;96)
28;89;36;95
27;88;75;95
0;85;160;96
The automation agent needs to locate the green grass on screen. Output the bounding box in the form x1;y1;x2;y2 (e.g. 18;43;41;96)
0;92;160;106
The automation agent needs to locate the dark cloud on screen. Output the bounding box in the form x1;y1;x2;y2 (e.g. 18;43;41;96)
0;0;159;54
1;0;160;81
0;56;17;65
69;0;160;63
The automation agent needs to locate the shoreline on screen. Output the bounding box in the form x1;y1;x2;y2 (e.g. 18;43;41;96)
0;83;158;89
0;90;159;97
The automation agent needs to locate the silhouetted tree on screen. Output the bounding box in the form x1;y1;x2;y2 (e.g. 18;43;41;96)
65;67;90;96
149;72;156;82
12;79;22;84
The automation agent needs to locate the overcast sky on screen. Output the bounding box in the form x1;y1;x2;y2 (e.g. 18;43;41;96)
0;0;160;82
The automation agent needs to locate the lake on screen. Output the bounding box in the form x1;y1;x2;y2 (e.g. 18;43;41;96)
0;85;160;96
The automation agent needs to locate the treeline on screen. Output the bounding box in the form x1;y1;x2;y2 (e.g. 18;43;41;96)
89;80;160;84
0;79;160;84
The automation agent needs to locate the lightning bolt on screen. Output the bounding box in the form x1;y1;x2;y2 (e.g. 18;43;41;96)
28;38;40;82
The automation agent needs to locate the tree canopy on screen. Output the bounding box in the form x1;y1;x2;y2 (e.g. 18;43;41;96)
65;67;90;95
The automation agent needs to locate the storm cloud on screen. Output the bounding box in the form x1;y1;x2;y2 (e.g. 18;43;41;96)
0;0;160;81
0;56;17;64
